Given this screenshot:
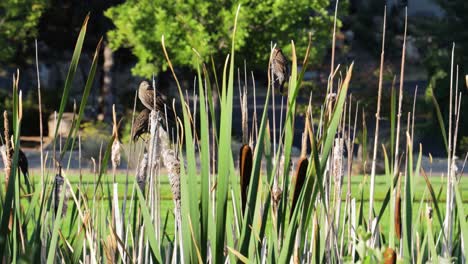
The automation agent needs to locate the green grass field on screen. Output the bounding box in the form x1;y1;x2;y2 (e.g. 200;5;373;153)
25;172;468;238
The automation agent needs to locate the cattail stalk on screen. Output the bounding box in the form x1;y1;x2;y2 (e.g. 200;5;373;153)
146;109;161;245
393;7;407;195
444;44;457;257
35;40;45;193
110;104;125;260
136;153;148;192
158;126;181;221
3;111;11;185
369;6;386;235
111;105;121;178
272;155;284;219
332;138;344;229
54;167;68;217
395;174;402;244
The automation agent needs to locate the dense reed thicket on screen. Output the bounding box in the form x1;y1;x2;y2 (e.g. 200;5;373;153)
0;4;467;263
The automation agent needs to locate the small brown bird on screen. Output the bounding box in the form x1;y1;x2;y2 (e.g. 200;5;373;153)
136;81;177;141
1;145;29;177
270;47;289;94
1;145;31;192
138;81;171;113
131;108;150;141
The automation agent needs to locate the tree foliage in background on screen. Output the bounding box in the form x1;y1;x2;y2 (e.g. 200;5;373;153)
105;0;337;77
414;0;468;154
0;0;48;62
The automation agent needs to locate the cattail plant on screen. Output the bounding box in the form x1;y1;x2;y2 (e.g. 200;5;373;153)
0;5;466;263
239;144;252;213
291;98;310;221
54;166;68;217
111;105;121;175
103;230;117;264
369;6;386;236
3;111;11;185
136;153;148;192
158;126;181;215
239;75;252;213
290;157;308;218
395;174;402;246
383;247;397;264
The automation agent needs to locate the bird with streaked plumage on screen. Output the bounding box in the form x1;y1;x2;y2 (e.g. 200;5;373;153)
138;81;171;112
133;81;177;142
131;108;150;141
270;47;289;94
0;145;31;192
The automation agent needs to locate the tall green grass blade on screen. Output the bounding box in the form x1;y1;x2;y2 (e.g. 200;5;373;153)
71;222;85;263
403;133;413;261
196;61;210;260
421;168;446;241
390;82;396;169
93;135;115;196
202;63;219;145
162;35;200;262
238;65;271;258
53;15;89;154
320;63;354;173
362;111;368;167
136;186;164;262
454;184;468;261
426;208;439;264
277;40;299;229
212;5;240;263
0;93;22;258
430;94;448;154
383;145;396;248
63;38;103;164
46;178;67;264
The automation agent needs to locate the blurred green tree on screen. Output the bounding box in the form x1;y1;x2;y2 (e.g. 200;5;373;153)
105;0;338;77
415;1;468;154
0;0;48;62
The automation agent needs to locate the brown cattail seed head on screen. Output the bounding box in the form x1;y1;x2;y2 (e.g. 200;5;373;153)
383;247;397;264
111;138;121;169
136;153;148;192
291;157;308;218
333;138;344;185
239;144;252;212
395;175;402;241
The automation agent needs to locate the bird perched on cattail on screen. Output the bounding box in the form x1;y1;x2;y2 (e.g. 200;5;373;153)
0;145;30;193
0;145;29;178
136;81;177;141
139;81;171;113
270;47;289;94
131;108;150;141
